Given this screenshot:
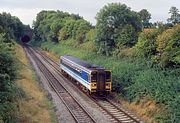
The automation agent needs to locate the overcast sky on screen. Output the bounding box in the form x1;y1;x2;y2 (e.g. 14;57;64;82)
0;0;180;26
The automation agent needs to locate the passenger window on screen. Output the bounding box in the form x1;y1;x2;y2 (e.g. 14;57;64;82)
106;71;111;81
91;72;97;82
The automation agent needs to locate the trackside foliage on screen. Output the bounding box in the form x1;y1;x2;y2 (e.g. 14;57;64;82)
0;12;26;122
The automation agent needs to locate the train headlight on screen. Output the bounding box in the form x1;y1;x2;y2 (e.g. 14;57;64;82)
106;83;111;88
92;83;96;86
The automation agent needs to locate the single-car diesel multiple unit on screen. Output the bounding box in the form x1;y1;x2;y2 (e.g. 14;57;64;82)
60;55;112;94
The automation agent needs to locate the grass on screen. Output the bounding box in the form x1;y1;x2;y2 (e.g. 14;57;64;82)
15;43;57;123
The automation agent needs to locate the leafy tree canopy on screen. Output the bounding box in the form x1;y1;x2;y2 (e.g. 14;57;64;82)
167;6;180;25
138;9;151;28
95;3;142;56
32;10;86;43
0;12;26;40
156;24;180;67
135;29;159;57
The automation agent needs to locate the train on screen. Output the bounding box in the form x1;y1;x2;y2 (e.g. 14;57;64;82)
59;55;112;94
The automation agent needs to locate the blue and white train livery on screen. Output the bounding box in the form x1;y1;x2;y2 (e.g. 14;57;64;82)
60;55;112;94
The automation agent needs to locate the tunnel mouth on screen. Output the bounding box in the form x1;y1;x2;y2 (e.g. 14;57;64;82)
21;35;31;43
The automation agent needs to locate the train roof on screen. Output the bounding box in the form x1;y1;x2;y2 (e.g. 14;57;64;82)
61;55;105;70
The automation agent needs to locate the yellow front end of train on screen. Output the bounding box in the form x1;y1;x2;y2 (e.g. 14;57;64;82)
90;70;112;94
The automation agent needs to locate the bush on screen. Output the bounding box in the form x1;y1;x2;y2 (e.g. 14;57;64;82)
59;19;91;43
0;12;27;122
126;68;180;122
135;29;159;57
112;59;143;93
156;24;180;67
0;34;25;122
127;69;177;102
85;28;96;42
115;24;137;47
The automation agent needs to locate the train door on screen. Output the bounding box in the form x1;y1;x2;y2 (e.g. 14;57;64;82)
97;71;105;92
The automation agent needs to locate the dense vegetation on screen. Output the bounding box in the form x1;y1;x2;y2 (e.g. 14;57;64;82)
30;3;180;123
0;12;28;122
32;10;91;44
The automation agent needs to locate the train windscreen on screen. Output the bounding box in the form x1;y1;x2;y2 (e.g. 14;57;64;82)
91;72;97;82
106;71;111;82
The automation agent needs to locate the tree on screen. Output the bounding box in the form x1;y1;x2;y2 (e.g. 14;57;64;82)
0;12;26;41
32;10;68;42
138;9;151;28
32;10;89;44
85;28;96;42
95;3;142;56
59;19;76;40
156;24;180;67
167;6;180;25
115;24;137;47
0;12;26;122
74;19;91;43
0;34;18;122
58;18;91;43
135;29;159;57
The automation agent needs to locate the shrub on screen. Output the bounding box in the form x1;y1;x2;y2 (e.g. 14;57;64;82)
85;28;96;42
127;69;177;102
156;24;180;67
126;68;180;122
115;24;137;47
0;34;25;122
135;29;159;57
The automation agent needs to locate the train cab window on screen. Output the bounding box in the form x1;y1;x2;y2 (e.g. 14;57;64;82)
91;72;97;82
106;71;111;81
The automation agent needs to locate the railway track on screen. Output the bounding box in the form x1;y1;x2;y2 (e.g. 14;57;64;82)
24;46;96;123
92;97;142;123
33;47;145;123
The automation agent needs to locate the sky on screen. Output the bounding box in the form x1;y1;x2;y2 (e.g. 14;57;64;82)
0;0;180;26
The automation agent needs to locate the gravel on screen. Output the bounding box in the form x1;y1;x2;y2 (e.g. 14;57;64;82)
24;48;76;123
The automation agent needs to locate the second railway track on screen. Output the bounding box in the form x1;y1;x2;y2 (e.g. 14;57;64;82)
25;46;96;123
33;47;144;123
92;97;142;123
